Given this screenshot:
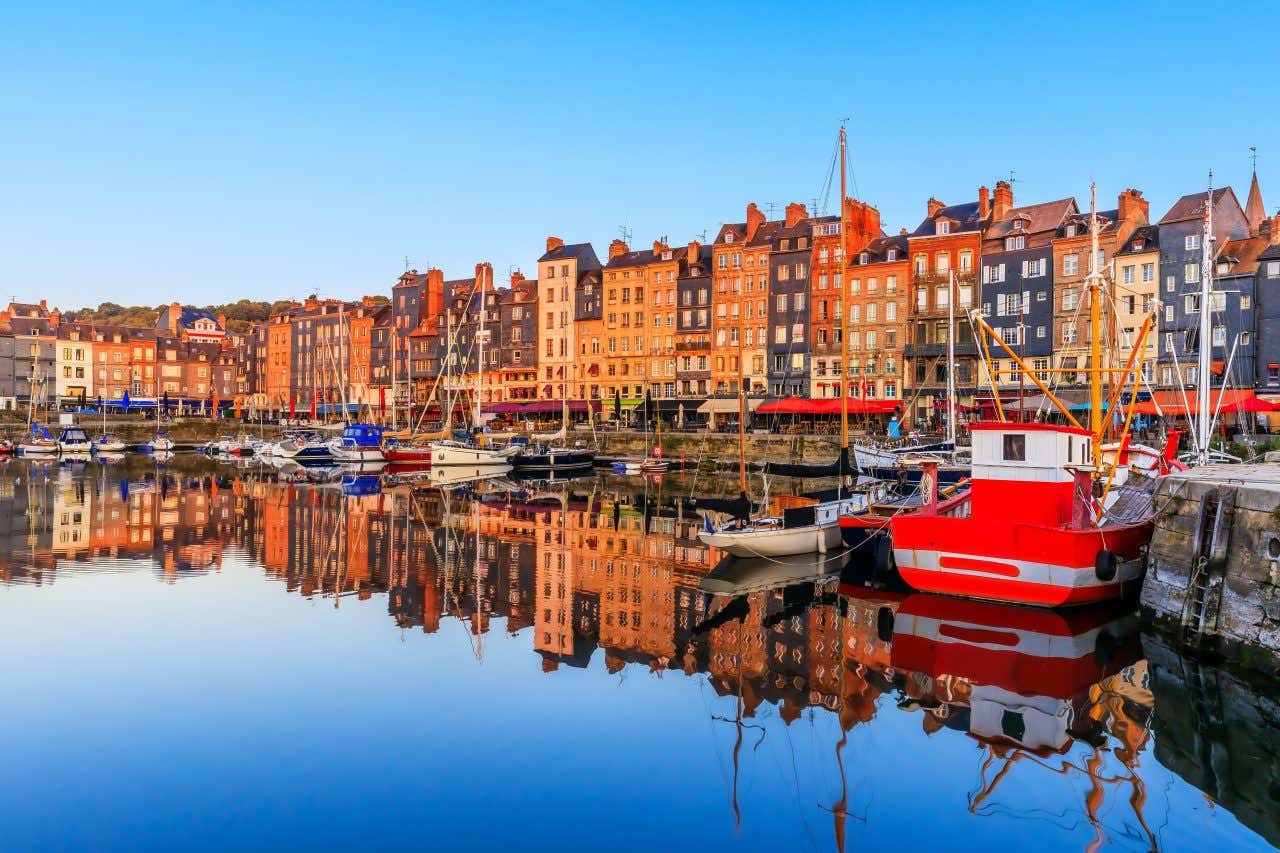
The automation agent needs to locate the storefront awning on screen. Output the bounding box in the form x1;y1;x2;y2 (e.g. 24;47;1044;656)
697;398;765;415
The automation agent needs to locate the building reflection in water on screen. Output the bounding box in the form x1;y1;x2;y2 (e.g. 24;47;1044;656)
2;459;1277;850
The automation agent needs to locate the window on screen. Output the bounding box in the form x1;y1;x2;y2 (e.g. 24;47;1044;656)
1166;274;1176;293
887;249;898;261
1184;294;1200;314
1063;290;1079;311
1122;265;1135;284
914;254;927;276
1241;294;1252;310
959;251;973;272
886;302;897;321
1212;325;1226;347
1185;262;1200;283
935;253;950;274
1005;235;1025;251
1063;254;1079;276
1142;263;1154;282
1268;261;1280;278
1063;325;1078;345
937;221;950;235
1002;434;1026;461
1185;234;1201;251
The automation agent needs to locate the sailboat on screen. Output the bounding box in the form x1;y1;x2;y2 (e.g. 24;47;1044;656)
889;185;1180;607
327;304;388;463
700;125;884;557
18;363;57;456
93;400;126;453
431;265;519;467
512;395;595;473
56;424;93;454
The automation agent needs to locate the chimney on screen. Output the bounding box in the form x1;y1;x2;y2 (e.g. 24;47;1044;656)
510;270;526;287
424;268;445;318
745;203;766;242
50;308;61;328
475;262;494;291
687;240;701;264
546;236;564;253
39;298;48;312
608;239;629;261
844;199;881;252
899;228;908;236
304;296;319;312
1117;188;1149;226
217;313;227;330
978;186;990;220
992;180;1013;221
784;202;808;228
927;197;945;218
1270;211;1280;246
362;295;375;308
169;301;181;333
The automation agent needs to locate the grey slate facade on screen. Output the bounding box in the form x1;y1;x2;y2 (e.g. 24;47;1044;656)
1155;187;1250;388
767;224;812;397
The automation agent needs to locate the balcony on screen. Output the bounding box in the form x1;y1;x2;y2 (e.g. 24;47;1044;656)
904;342;979;359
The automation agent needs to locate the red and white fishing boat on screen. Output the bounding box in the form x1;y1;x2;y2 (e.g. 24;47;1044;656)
890;184;1185;608
891;424;1168;606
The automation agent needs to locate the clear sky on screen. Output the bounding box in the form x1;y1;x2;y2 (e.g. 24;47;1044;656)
3;1;1277;310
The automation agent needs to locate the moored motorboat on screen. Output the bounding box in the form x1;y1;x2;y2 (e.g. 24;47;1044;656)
511;445;594;473
329;424;387;462
698;483;888;558
384;442;434;464
56;426;93;454
429;438;519;467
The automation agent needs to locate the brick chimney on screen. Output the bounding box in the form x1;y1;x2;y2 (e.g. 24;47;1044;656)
899;228;908;236
992;180;1013;222
362;295;375;308
510;270;526;287
927;197;945;218
1270;211;1280;245
217;312;227;330
978;186;990;220
745;203;766;242
652;239;667;254
546;236;564;253
608;239;629;261
1117;188;1149;226
39;298;48;312
475;262;494;291
687;240;701;264
50;308;61;328
169;301;181;333
784;202;808;228
844;198;881;252
425;268;444;318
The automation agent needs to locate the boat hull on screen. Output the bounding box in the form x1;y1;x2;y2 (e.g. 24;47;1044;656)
512;449;594;471
430;445;517;467
331;446;386;462
892;503;1151;607
700;523;844;558
385;446;434;463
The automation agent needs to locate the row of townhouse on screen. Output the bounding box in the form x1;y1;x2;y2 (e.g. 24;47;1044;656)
0;300;239;411
236;167;1279;426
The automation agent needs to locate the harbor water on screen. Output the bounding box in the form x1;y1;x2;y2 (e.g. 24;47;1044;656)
1;456;1277;851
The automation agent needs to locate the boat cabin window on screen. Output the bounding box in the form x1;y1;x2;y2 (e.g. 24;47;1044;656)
1002;434;1026;462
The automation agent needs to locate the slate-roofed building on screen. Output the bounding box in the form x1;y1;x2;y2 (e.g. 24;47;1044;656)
979;196;1078;394
1155;186;1250;389
1113;224;1161;387
675;241;713;402
156;303;226;344
500;272;538;403
1256;216;1280;397
766;205;813;399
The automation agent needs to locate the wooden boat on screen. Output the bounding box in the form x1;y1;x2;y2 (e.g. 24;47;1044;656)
699;484;887;558
839;478;970;554
384;442;434;464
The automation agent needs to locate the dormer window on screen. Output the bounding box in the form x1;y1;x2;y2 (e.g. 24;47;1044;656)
661;251;672;261
1005;235;1025;251
1132;239;1144;252
887;249;898;261
859;252;869;264
1065;225;1077;238
724;234;735;243
780;238;790;250
937;221;951;235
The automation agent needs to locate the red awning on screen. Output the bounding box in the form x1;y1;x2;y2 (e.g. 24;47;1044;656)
757;396;899;415
1131;389;1273;416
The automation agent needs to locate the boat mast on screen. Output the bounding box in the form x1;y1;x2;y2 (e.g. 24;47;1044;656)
947;269;957;448
475;266;486;431
839;124;851;476
737;242;747;492
1196;176;1215;465
1088;183;1104;470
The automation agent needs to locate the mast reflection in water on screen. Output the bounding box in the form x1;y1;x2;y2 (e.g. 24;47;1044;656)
0;459;1276;852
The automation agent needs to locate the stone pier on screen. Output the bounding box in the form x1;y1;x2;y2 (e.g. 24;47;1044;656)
1143;464;1280;675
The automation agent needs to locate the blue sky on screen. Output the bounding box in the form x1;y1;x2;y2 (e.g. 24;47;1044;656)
3;1;1277;310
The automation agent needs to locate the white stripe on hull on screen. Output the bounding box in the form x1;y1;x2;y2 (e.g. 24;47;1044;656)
895;548;1143;590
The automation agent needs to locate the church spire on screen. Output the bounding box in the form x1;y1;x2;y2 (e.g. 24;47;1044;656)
1246;147;1266;235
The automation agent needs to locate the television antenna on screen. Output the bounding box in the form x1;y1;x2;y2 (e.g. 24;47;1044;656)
619;225;633;245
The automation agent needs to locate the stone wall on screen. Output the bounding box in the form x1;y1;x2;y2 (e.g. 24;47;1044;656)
1143;464;1280;675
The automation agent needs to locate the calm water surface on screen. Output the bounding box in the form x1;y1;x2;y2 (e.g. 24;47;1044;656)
1;457;1277;851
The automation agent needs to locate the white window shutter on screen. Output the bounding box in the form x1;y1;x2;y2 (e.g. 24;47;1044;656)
1021;260;1029;277
1022;290;1031;314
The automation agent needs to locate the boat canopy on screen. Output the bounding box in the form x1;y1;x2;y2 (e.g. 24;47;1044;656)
341;424;385;445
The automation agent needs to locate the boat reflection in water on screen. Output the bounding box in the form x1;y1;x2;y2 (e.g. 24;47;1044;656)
0;459;1275;851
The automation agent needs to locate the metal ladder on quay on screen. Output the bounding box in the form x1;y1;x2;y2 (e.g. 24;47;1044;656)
1179;487;1235;652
